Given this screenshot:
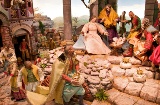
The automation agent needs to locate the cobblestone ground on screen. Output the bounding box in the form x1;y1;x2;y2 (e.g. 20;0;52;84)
0;48;159;105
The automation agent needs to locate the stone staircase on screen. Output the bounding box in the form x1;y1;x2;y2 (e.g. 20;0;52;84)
107;88;158;105
106;56;160;105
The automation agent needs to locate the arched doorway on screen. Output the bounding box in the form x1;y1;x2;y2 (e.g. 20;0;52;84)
12;29;30;59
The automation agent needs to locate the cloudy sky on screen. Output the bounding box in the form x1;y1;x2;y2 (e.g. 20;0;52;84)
33;0;160;19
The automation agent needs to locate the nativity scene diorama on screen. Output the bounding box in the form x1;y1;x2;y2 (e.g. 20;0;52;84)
0;0;160;105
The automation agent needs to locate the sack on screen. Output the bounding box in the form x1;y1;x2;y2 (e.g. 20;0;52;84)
35;85;49;95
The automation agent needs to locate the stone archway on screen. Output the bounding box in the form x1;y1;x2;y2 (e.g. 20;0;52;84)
12;28;31;58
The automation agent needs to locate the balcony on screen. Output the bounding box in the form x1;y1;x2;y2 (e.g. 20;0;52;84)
5;8;33;21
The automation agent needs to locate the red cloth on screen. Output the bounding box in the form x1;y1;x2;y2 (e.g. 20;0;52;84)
62;74;71;82
12;89;26;101
34;58;41;65
154;18;159;27
149;45;160;65
20;42;28;50
144;31;153;50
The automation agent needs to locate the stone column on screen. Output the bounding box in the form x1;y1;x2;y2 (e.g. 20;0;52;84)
90;0;98;18
63;0;72;40
145;0;158;25
108;0;117;12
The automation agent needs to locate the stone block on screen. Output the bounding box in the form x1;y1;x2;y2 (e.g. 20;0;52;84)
145;4;155;10
124;82;143;96
111;66;125;77
145;0;157;4
135;98;158;105
107;88;121;103
114;93;137;105
144;79;160;89
125;68;137;77
140;85;158;102
113;77;129;92
145;10;154;16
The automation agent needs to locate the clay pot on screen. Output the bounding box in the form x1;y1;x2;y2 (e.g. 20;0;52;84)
120;62;132;69
133;73;146;83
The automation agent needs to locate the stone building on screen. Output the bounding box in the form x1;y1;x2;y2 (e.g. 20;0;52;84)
0;0;37;58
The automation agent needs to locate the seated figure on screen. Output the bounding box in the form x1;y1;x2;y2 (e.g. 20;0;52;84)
130;18;157;66
26;42;86;105
73;16;111;55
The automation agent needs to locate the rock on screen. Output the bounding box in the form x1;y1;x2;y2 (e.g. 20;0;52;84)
124;82;143;96
140;85;158;102
84;69;92;74
104;63;111;69
89;88;97;95
108;56;122;64
129;57;141;65
95;84;101;89
88;76;100;85
92;67;97;72
107;88;121;103
87;64;94;69
99;70;107;79
88;84;95;89
125;68;137;77
106;71;114;81
91;71;99;76
101;78;110;85
113;77;129;92
111;67;125;77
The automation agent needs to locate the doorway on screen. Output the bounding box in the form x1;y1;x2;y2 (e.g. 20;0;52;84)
12;35;26;58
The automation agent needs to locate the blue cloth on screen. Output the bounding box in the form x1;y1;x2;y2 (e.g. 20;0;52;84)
73;35;86;50
63;70;85;102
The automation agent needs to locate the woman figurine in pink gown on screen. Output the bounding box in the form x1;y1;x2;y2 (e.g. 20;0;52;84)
73;16;111;55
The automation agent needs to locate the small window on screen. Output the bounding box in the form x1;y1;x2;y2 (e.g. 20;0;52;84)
28;2;31;7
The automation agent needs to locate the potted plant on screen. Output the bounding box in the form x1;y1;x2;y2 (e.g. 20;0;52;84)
120;57;132;69
92;88;110;105
133;69;146;83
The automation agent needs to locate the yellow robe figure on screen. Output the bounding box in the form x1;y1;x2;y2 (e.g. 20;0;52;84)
26;58;70;105
99;7;118;28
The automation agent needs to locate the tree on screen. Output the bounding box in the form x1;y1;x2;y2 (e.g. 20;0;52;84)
38;21;45;35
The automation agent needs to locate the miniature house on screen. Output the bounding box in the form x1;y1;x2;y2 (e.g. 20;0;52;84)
0;0;37;58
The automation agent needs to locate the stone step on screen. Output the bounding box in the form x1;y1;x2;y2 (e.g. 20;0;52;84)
113;77;160;104
107;88;158;105
111;65;154;79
